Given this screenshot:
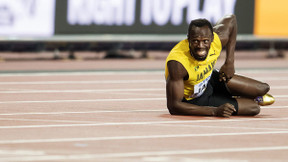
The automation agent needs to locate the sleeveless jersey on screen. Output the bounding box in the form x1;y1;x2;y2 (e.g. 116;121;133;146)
165;32;222;100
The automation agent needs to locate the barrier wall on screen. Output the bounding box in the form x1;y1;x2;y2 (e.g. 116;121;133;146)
55;0;254;35
0;0;287;39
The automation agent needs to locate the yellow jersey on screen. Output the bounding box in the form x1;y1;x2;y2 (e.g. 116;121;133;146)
165;32;222;100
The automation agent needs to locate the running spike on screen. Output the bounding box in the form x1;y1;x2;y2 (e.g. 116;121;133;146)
255;94;275;106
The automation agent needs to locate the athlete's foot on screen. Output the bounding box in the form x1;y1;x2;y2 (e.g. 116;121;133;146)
255;94;275;106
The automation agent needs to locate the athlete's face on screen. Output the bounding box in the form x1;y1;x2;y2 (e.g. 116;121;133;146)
188;26;213;61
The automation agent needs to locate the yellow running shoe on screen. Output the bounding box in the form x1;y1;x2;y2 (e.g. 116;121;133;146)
255;94;275;106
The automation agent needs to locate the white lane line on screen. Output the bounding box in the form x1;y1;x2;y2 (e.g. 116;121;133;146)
110;91;165;97
1;117;287;131
0;118;95;124
0;79;288;86
262;106;288;109
239;70;288;73
0;98;166;104
0;149;45;156
0;110;166;116
0;131;288;144
255;77;288;81
155;123;288;131
1;88;288;94
273;95;288;98
0;117;288;129
0;80;164;85
1;146;288;161
0;105;286;116
1;95;288;104
0;88;165;94
271;86;288;89
0;71;164;77
0;69;288;77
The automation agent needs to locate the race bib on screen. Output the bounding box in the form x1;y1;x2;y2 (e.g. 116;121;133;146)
190;74;212;98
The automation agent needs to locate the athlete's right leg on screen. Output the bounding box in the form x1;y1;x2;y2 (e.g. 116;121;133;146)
226;74;270;98
236;98;260;116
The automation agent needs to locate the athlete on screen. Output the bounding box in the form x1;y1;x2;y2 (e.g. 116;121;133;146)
165;14;275;117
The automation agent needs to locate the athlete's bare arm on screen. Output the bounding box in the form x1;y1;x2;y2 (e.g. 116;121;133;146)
212;14;270;116
166;60;236;117
213;14;237;82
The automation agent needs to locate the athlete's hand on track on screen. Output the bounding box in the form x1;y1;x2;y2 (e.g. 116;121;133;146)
214;103;236;117
219;63;235;83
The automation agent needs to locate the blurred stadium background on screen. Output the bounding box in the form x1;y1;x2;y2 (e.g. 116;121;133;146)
0;0;287;61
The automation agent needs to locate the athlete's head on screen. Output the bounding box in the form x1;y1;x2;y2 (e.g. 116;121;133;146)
187;19;214;61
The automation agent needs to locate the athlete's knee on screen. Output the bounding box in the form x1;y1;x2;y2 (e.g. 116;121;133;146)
256;82;270;96
249;104;260;116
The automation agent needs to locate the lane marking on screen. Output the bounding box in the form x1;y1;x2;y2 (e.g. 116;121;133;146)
1;95;288;104
259;77;288;81
262;105;288;109
0;69;288;77
84;146;288;158
274;95;288;98
0;80;288;85
1;146;288;161
0;88;164;94
155;123;288;131
108;91;165;97
0;71;164;77
0;80;164;85
0;117;288;129
0;149;45;156
0;105;286;116
0;118;95;124
0;110;166;116
272;86;288;89
1;117;287;131
0;98;166;104
0;131;288;144
0;88;288;94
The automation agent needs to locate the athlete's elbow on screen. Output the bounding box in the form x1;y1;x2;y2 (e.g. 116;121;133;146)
223;14;237;31
167;104;177;115
167;101;182;115
168;108;178;115
225;14;236;22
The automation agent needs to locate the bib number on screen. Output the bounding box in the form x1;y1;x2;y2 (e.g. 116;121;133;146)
190;74;211;98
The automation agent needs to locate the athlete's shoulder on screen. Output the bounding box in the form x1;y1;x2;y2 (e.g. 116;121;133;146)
167;60;188;80
168;39;189;58
212;32;222;51
172;39;189;51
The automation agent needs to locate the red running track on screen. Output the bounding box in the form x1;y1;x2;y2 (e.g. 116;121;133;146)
0;52;288;161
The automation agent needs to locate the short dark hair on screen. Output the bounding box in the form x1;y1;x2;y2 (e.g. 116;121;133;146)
187;18;213;40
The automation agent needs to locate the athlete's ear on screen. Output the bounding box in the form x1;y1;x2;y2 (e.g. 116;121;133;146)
211;34;214;42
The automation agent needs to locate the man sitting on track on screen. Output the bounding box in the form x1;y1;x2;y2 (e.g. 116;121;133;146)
165;14;275;117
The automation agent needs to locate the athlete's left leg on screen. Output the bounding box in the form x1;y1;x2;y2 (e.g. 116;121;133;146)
235;98;260;116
